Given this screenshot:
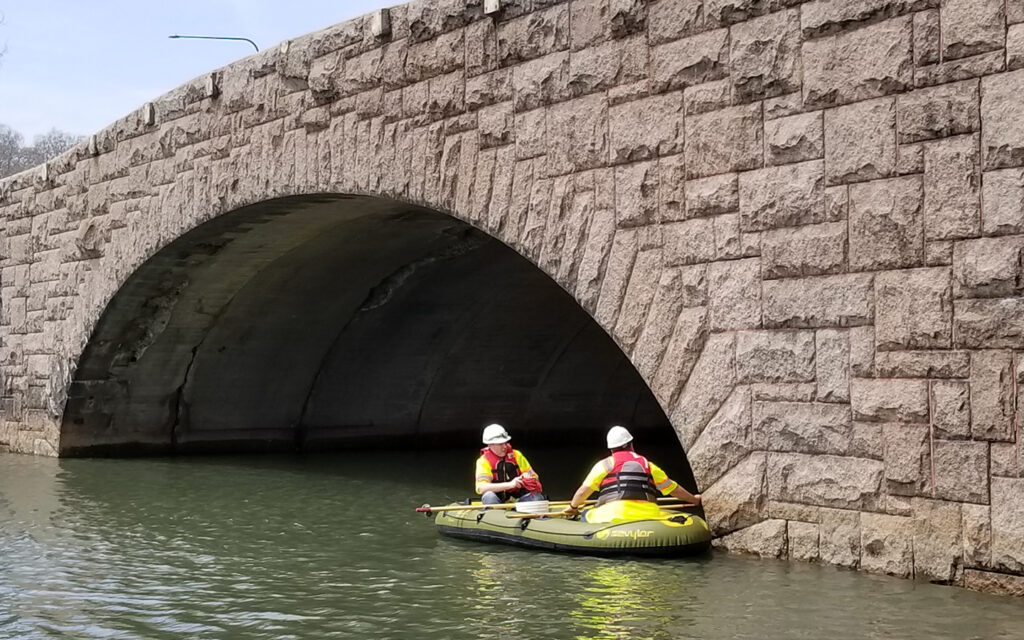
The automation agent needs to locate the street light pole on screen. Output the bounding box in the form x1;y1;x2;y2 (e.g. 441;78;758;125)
168;35;259;52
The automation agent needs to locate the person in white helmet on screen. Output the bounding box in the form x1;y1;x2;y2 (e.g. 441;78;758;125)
561;425;701;522
475;423;545;505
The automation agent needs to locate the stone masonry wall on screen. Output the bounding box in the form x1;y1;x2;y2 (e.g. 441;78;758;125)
2;0;1024;595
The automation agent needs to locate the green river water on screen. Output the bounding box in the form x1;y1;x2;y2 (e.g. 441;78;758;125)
1;450;1022;639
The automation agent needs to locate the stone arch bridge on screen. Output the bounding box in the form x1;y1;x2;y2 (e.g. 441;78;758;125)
3;0;1024;594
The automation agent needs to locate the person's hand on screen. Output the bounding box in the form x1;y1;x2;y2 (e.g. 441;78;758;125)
562;505;580;517
509;476;524;491
693;493;702;505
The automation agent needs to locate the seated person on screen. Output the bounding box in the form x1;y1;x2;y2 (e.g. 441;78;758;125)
475;423;545;505
562;426;701;522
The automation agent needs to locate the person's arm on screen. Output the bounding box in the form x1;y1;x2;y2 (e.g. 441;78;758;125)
514;451;538;479
650;462;701;505
563;485;594;514
562;459;610;514
476;457;524;495
668;484;701;505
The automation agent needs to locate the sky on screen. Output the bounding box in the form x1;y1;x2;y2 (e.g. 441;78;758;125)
0;1;392;142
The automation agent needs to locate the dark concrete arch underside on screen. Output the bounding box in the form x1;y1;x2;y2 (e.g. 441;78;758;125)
60;195;673;457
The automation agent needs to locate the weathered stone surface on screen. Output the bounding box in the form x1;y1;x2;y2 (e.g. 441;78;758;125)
970;350;1016;441
567;36;648;97
708;257;762;330
992;441;1021;477
652;306;709;407
953;236;1024;298
648;0;705;45
704;452;766;534
875;267;952;350
658;153;686;221
940;0;1006;60
685;104;763;179
897;80;980;144
981;70;1024;170
735;331;815;383
799;0;934;38
874;351;970;379
753;401;852;455
819;508;862;568
613;248;662;352
803;16;913;108
682;79;731;115
816;329;850;402
669;331;734;448
478;102;514;148
963;503;992;567
685;174;739;218
768;452;883;509
964;569;1024;596
915;50;1006;88
788;520;820;562
513;52;570;111
593;228;638;331
750;383;817;402
992;477;1024;572
765;112;824;166
712;519;788;558
632;267;687;381
761;222;846;280
763;92;802;120
614;161;658;227
651;28;730;93
913;498;963;582
923;134;981;241
932;379;971;439
882;423;931;495
848;326;875;377
763;274;874;329
982;168;1024;236
848;175;923;270
730;9;801;102
1010;24;1024;71
1012;0;1024;25
933;440;990;503
608;93;683;164
954;298;1024;348
861;512;914;577
496;5;570;65
546;93;608;176
824;97;897;185
739;160;826;232
913;9;941;66
689;386;751;488
851;378;929;422
663;218;715;265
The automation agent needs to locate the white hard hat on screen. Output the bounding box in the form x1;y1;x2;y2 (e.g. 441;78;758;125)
482;423;511;444
606;425;633;448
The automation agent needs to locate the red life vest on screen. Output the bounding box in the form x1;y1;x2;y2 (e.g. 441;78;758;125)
480;447;526;500
597;450;659;504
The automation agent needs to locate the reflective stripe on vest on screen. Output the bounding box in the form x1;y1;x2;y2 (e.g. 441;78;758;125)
597;450;659;504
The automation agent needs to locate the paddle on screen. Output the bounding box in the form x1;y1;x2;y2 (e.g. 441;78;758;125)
416;496;688;514
506;502;698;520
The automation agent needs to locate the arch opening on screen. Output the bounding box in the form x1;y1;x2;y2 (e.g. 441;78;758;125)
60;195;684;470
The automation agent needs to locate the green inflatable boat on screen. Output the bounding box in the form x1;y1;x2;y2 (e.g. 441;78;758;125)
431;503;712;557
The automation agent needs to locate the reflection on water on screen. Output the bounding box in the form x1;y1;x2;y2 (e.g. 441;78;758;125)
2;451;1023;640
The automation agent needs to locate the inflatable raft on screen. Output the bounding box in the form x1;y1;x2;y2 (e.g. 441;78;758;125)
431;502;711;557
